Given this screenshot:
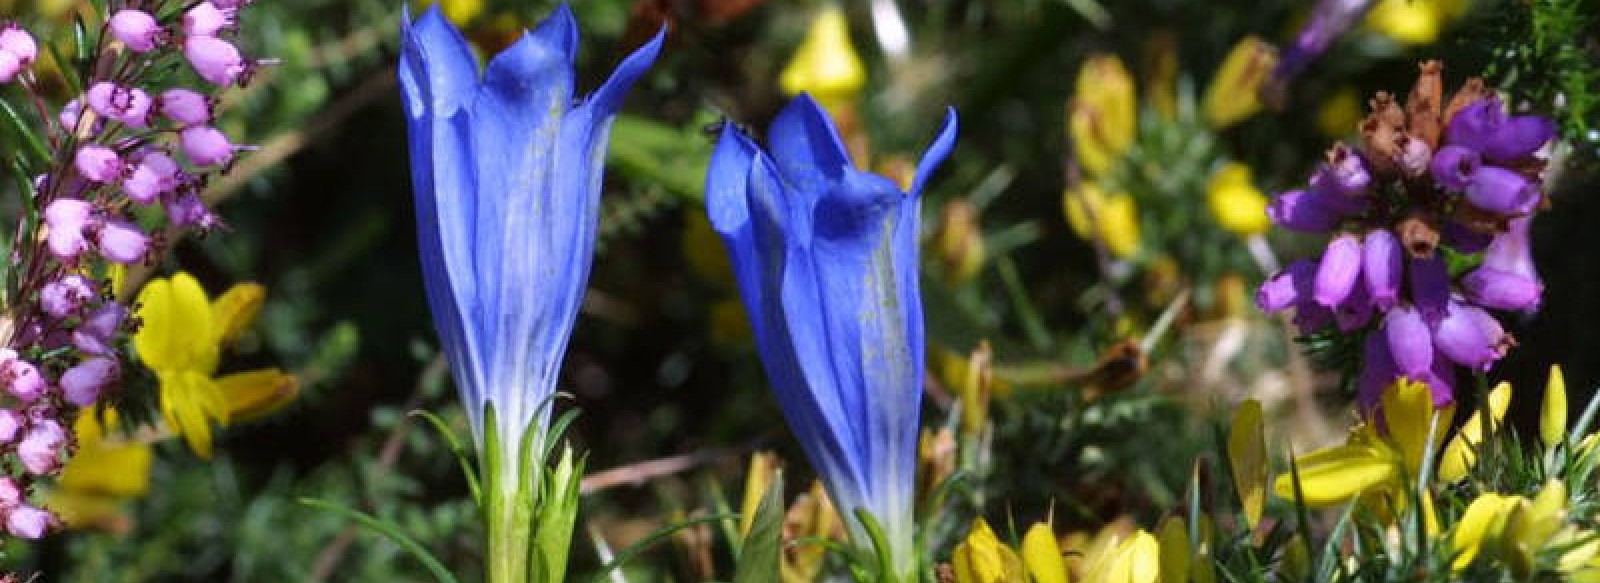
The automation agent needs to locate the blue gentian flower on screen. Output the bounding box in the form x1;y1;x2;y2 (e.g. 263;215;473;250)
705;94;957;580
399;4;661;457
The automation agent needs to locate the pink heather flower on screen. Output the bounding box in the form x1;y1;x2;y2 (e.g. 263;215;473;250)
72;303;126;356
1;352;45;403
1257;259;1316;313
1464;166;1540;216
0;24;37;66
180;125;236;166
16;420;65;475
109;9;163;52
183;2;236;37
44;198;91;260
0;51;20;83
1310;145;1372;197
1313;234;1362;307
40;274;95;318
0;477;19;507
1384;305;1433;376
0;410;20;444
60;357;118;406
86;82;154;128
124;150;182;204
165;192;217;228
1395;136;1431;178
159;88;214;126
1430;145;1480;191
1433;299;1509;372
74;145;123;184
1446;99;1557;162
96;218;150;264
5;504;52;539
1361;229;1401;310
184;36;248;86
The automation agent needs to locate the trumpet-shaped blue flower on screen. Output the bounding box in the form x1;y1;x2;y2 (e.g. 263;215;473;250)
399;6;661;583
706;94;957;582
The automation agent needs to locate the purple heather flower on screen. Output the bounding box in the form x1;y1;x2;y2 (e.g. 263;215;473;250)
1362;229;1402;310
1310;148;1373;197
1267;189;1364;232
40;275;94;318
1430;145;1480;191
0;477;18;506
16;420;63;475
44;198;90;260
0;410;20;443
124;151;181;204
184;36;248;86
183;2;236;37
0;25;37;66
86;82;153;128
1257;259;1316;313
1;354;44;403
74;145;122;184
109;9;162;52
1433;298;1507;371
1408;255;1450;322
1464;165;1539;216
165;192;216;228
180;125;237;167
160;88;213;126
5;505;50;539
1461;267;1541;312
96;218;149;264
72;304;125;356
1446;99;1557;162
1385;305;1432;376
1314;234;1362;307
60;357;117;406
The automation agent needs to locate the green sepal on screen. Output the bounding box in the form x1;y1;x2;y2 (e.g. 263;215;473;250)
733;471;784;583
410;409;482;505
852;509;900;583
532;444;583;583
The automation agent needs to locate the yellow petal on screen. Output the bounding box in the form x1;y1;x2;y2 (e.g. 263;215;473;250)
58;421;152;498
1156;517;1189;583
1542;365;1569;450
1381;378;1446;477
778;6;866;107
955;518;1026;583
134;273;218;373
1069;54;1136;178
1113;531;1160;583
1227;400;1267;529
1439;382;1512;482
1511;480;1569;551
159;370;228;458
1202;36;1277;129
45;490;127;532
216;368;299;423
1063;183;1108;241
211;282;266;347
1273;444;1397;507
1021;523;1069;583
739;451;779;538
1099;195;1142;260
1365;0;1442;45
1452;493;1517;571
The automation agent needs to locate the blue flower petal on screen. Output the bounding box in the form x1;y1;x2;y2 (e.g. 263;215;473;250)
767;93;852;198
529;2;579;64
911;108;959;197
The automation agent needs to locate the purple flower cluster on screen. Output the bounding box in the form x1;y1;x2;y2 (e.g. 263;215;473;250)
1256;62;1554;411
0;0;264;539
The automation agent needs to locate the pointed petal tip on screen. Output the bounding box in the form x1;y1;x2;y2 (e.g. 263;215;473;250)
530;2;580;62
581;22;665;119
911;107;959;196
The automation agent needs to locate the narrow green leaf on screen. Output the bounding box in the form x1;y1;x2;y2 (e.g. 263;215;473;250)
733;472;784;583
0;98;50;163
408;409;481;504
298;497;462;583
543;407;582;462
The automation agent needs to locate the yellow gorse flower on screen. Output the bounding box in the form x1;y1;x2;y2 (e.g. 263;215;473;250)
1022;523;1069;583
1206;163;1271;237
1364;0;1468;46
1063;182;1141;260
49;409;152;531
1273;379;1454;509
1081;530;1160;583
1542;364;1568;450
1202;37;1277;130
779;5;866;109
1452;480;1572;575
1069;54;1136;179
1228;399;1268;530
421;0;485;26
134;273;297;458
1437;381;1513;483
953;519;1027;583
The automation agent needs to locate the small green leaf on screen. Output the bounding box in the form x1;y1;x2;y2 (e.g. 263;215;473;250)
733;472;784;583
409;409;481;504
298;497;462;583
0;98;50;163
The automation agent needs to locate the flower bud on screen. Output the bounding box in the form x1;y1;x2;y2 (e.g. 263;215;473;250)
0;51;18;83
184;36;248;86
1207;163;1271;236
183;2;236;37
1362;228;1401;310
86;82;154;128
1202;36;1277;130
1461;267;1542;312
159;88;214;126
1257;259;1315;313
180;125;236;166
0;24;37;66
1;354;45;403
1482;116;1556;162
1407;61;1444;147
1069;54;1136;178
60;357;118;406
1429;145;1480;191
109;9;163;52
16;420;65;475
1266;190;1359;232
1313;234;1362;308
1433;299;1511;371
96;218;150;264
1464;165;1539;216
40;274;95;318
0;409;21;444
74;145;123;184
124;150;181;204
1385;305;1433;376
44;198;91;260
5;504;52;539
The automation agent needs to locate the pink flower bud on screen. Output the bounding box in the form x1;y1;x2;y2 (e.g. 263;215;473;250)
16;420;64;475
109;9;163;52
1;352;45;403
159;88;213;126
86;82;154;128
183;2;236;37
44;198;91;260
40;274;95;318
96;218;149;264
0;410;21;444
0;24;38;66
60;357;117;406
5;504;52;539
124;150;181;204
0;51;20;84
1313;234;1363;308
0;476;19;506
74;144;123;184
184;36;248;86
180;125;236;166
